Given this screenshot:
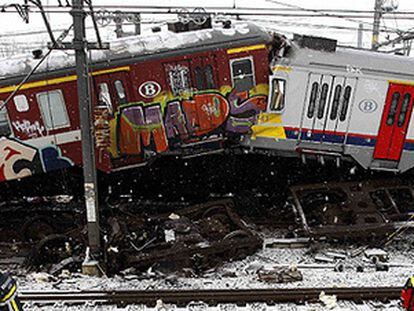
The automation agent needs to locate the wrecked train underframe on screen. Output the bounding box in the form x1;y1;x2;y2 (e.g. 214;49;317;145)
288;178;414;240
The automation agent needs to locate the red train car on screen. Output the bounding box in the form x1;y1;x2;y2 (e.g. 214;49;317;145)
0;22;272;183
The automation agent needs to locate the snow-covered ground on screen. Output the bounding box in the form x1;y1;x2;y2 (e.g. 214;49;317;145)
12;232;413;310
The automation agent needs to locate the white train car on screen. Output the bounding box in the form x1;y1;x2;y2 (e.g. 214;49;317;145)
244;35;414;173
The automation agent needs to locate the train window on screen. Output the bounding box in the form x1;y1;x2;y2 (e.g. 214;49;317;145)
37;90;70;130
194;67;204;90
98;83;113;112
13;95;29;112
194;66;216;91
230;57;255;92
339;85;352;122
269;78;285;111
114;80;127;104
0;103;11;137
317;83;329;119
205;65;216;89
307;82;319;118
167;64;191;96
397;93;411;127
386;92;400;126
330;85;342;120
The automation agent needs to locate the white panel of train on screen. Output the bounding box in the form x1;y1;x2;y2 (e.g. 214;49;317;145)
244;35;414;173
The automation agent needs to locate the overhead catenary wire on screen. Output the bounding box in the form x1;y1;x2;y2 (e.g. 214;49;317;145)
0;24;73;112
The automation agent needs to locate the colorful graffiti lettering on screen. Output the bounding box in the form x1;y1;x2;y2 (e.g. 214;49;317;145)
110;86;267;157
0;137;73;182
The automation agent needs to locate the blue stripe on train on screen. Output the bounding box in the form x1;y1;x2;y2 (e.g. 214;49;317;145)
285;129;414;150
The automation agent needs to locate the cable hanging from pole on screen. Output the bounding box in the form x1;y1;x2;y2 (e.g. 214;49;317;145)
0;24;73;112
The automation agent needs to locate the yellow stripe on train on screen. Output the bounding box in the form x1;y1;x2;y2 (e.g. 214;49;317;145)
227;44;267;54
0;66;131;94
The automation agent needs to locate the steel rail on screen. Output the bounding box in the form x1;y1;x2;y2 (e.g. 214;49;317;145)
19;287;402;306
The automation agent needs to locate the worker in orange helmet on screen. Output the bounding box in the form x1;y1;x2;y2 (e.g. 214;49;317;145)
402;276;414;311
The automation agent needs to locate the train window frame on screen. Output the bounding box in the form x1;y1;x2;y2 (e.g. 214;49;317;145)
205;65;216;89
194;67;204;90
397;93;411;127
13;95;29;113
269;78;286;111
317;83;329;119
339;85;352;122
230;56;256;92
307;82;319;118
0;102;12;137
330;85;342;121
37;89;70;130
386;92;400;126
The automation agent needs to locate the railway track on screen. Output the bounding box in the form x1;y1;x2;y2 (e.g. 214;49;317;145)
20;287;402;306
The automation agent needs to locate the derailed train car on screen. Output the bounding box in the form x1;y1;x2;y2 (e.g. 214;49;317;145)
245;35;414;173
0;21;272;184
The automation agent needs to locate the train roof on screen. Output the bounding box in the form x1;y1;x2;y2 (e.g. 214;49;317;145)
0;22;271;86
283;44;414;80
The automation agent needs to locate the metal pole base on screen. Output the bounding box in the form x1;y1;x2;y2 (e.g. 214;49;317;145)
81;259;102;277
81;247;103;277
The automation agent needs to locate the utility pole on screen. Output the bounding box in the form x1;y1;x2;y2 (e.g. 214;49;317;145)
71;0;101;276
53;0;109;276
372;0;383;50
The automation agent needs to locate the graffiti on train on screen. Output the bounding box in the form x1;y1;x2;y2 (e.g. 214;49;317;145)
112;88;267;156
0;137;73;182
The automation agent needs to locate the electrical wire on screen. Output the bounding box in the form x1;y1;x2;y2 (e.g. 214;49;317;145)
0;24;73;112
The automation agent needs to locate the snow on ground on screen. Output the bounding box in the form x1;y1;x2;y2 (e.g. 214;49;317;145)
15;233;414;292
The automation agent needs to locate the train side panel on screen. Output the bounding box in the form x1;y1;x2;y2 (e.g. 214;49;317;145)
245;42;414;173
0;24;272;183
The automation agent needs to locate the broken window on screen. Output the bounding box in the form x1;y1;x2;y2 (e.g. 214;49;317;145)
0;102;11;136
269;78;285;111
167;64;191;96
37;90;70;130
231;57;255;92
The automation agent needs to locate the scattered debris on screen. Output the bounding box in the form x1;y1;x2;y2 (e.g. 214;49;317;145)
106;199;262;274
319;291;338;309
264;237;311;249
258;266;303;283
364;248;389;263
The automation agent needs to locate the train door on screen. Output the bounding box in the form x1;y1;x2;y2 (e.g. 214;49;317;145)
323;77;357;144
300;73;333;142
373;83;414;161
